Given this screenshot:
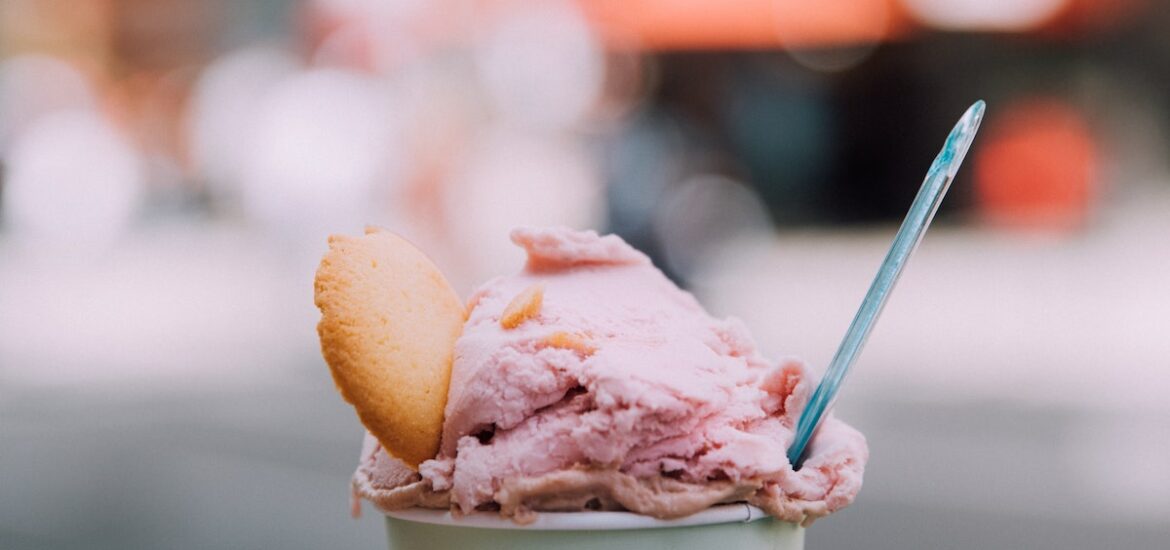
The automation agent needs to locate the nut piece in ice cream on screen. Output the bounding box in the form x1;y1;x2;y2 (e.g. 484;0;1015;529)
499;283;544;329
314;227;465;468
540;331;596;355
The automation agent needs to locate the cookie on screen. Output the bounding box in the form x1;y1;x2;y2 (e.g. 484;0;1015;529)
314;227;465;468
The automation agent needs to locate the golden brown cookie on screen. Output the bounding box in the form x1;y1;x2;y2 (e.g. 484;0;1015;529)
314;227;465;468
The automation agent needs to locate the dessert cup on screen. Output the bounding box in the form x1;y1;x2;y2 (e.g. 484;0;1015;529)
383;503;803;550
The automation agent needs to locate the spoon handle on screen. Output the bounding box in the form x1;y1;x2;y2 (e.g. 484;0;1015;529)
786;101;986;468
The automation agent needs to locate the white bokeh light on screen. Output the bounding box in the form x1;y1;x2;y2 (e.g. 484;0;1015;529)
652;174;773;282
775;0;890;73
444;127;603;279
311;0;432;72
313;0;426;20
187;47;298;199
904;0;1067;31
473;0;604;130
0;55;96;152
2;110;143;247
240;69;399;235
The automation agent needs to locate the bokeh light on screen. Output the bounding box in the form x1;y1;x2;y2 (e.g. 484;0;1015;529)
903;0;1068;31
652;173;772;282
2;109;142;248
0;54;96;152
443;127;603;280
775;0;891;73
974;98;1098;230
240;68;398;236
187;46;298;201
311;0;430;72
473;0;603;130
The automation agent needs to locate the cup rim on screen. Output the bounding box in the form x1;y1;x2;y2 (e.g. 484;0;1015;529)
384;503;774;531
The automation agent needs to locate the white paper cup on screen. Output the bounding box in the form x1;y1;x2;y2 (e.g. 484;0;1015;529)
384;503;803;549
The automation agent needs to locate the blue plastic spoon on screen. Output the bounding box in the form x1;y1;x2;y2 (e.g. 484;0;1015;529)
787;101;986;469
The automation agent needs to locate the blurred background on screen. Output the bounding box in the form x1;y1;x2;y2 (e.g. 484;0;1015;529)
2;0;1169;548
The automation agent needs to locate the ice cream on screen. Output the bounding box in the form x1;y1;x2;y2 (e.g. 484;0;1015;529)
347;227;867;525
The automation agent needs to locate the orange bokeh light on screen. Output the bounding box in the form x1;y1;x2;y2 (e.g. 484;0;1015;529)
973;98;1098;230
578;0;909;50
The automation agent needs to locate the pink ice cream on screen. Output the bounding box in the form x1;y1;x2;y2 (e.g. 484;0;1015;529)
353;227;867;524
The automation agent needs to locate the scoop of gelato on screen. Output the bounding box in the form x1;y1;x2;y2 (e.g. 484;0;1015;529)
353;227;866;525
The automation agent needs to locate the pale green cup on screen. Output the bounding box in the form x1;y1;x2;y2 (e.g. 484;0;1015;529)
384;503;803;549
